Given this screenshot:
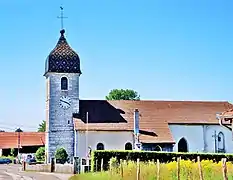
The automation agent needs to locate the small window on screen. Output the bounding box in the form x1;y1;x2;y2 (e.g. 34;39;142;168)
154;145;162;151
96;143;104;150
125;142;133;150
68;120;70;124
61;77;68;90
217;132;225;152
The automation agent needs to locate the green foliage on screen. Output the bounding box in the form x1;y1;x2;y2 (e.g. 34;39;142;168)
105;89;140;100
69;172;120;180
55;147;68;164
109;157;119;171
91;150;233;172
10;148;17;157
38;120;46;132
35;147;45;162
71;160;233;180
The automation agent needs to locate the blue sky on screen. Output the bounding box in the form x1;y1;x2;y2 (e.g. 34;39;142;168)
0;0;233;131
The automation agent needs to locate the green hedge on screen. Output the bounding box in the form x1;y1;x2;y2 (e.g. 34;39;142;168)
91;150;233;172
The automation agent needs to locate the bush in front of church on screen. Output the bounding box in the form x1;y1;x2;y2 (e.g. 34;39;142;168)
35;147;45;162
55;147;68;164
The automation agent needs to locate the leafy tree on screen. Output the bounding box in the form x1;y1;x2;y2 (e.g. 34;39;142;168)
35;147;45;162
55;147;68;164
38;120;46;132
106;89;140;100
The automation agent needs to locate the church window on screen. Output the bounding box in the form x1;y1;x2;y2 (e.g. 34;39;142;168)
125;142;133;150
68;120;70;124
61;77;68;90
154;145;162;151
96;143;104;150
178;137;188;152
217;132;225;153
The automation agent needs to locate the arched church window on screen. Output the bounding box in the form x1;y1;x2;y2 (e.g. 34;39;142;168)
178;137;188;152
96;143;104;150
217;132;225;153
61;77;68;90
154;145;162;151
125;142;133;150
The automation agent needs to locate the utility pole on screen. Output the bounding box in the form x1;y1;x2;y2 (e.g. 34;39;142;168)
86;112;89;156
15;128;22;161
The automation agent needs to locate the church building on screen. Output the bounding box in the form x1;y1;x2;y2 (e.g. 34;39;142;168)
44;28;233;163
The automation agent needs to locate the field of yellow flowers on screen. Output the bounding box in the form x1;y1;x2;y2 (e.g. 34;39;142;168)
70;159;233;180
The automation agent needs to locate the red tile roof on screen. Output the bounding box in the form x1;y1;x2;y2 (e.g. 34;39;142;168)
219;109;233;118
74;100;233;143
0;132;45;149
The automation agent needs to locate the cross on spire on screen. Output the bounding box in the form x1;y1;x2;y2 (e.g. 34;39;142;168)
57;6;68;30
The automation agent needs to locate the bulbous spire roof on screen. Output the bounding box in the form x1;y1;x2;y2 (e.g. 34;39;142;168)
45;29;81;75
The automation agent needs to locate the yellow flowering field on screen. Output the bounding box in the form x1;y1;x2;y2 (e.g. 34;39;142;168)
70;159;233;180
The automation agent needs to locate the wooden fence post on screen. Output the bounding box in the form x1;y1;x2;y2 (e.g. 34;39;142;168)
157;159;160;180
177;157;180;180
51;157;55;173
222;158;228;180
120;159;123;178
197;156;204;180
95;159;98;172
137;158;140;180
101;158;103;172
23;161;26;171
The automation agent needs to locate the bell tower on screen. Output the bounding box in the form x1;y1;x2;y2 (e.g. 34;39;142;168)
44;28;81;163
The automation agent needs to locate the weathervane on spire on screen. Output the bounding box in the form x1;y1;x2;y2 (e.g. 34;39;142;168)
57;6;68;30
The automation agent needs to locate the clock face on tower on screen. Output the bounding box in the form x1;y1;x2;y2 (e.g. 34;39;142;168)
59;96;71;109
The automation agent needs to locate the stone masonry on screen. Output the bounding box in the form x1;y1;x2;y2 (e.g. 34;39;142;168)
45;73;80;163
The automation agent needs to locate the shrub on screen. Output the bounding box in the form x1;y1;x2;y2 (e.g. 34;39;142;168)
35;147;45;162
55;147;68;164
91;150;233;172
10;148;17;157
109;157;119;171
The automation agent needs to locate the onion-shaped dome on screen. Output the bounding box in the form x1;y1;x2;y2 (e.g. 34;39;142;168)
45;29;81;74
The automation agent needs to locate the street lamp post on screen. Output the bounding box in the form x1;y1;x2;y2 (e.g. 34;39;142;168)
15;128;22;162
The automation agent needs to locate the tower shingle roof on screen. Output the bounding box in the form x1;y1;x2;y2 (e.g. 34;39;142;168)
45;29;81;74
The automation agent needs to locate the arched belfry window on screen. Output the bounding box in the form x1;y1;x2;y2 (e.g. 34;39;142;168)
61;77;68;90
96;143;104;150
217;132;225;153
125;142;133;150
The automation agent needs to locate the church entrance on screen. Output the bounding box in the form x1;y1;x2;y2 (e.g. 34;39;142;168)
178;138;188;152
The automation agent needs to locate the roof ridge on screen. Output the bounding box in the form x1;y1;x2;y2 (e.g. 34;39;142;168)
79;99;230;103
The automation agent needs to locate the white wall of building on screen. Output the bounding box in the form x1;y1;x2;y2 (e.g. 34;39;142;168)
75;131;134;158
169;124;233;153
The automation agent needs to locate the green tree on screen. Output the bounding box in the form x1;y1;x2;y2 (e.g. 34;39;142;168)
35;147;45;162
55;147;68;164
106;89;140;100
38;120;46;132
